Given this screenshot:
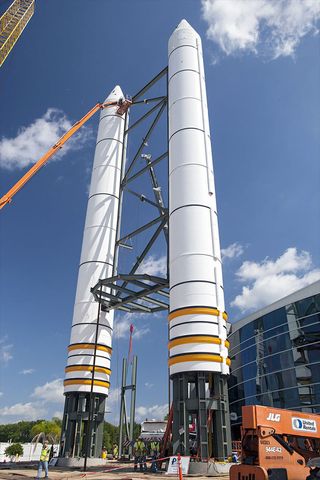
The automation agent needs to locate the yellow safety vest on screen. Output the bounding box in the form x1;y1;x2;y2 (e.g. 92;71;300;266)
40;447;50;462
151;441;159;451
134;441;145;454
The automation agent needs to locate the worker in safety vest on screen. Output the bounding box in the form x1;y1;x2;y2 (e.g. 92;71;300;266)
36;441;51;479
112;443;119;459
133;437;146;471
101;447;107;459
150;440;160;472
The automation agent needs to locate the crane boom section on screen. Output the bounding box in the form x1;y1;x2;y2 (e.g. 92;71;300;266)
0;101;117;210
0;0;35;67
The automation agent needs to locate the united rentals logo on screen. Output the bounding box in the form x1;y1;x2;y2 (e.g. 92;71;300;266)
267;413;281;422
292;417;317;433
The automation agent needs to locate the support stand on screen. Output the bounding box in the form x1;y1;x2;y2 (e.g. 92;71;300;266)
118;355;137;458
172;372;231;461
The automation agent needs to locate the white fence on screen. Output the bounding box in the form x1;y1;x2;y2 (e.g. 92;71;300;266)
0;443;59;462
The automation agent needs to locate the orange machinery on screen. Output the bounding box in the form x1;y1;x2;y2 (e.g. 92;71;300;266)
0;98;132;210
230;405;320;480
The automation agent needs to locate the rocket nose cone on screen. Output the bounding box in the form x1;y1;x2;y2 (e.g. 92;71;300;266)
104;85;124;103
169;18;200;54
176;19;193;30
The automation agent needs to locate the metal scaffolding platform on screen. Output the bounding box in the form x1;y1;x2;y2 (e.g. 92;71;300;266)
91;273;169;313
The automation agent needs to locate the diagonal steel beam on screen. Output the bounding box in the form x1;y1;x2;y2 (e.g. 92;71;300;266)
117;215;163;244
132;67;168;101
126;100;166;134
126;188;168;213
118;219;167;294
125;152;168;185
121;101;167;185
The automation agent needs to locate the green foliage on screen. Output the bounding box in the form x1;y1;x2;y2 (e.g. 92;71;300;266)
31;419;61;443
0;418;62;444
102;421;141;452
5;443;23;457
0;421;40;443
103;422;119;452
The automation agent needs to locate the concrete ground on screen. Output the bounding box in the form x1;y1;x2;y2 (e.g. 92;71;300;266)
0;463;228;480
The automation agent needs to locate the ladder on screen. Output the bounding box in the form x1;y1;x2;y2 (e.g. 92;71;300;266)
0;0;35;67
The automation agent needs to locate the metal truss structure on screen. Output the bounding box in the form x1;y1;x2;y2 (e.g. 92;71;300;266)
91;67;169;314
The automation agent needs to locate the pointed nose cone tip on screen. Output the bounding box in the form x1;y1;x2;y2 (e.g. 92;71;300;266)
176;19;193;30
104;85;124;103
169;18;200;51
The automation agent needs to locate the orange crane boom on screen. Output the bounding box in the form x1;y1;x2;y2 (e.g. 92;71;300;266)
0;100;131;210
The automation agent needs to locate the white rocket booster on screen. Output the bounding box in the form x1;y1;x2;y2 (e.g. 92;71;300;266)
64;86;125;396
168;20;230;376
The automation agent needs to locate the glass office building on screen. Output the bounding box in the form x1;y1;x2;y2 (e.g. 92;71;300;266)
228;281;320;439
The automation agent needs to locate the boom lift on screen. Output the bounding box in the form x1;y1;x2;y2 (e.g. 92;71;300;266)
0;98;132;210
230;405;320;480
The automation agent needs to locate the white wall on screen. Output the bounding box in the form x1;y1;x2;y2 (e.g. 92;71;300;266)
0;443;59;462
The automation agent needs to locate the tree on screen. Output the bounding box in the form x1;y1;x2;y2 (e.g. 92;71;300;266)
31;419;61;444
0;421;39;443
5;443;24;459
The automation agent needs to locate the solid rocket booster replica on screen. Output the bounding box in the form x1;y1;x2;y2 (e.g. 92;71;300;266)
60;86;125;458
168;20;231;459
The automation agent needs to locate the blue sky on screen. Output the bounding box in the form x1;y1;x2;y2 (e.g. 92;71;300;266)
0;0;319;425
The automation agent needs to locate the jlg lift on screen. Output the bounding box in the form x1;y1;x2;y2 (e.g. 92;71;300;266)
0;98;132;210
230;405;320;480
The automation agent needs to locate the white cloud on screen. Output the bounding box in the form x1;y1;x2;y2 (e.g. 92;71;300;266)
231;247;320;313
19;368;35;375
137;255;167;277
201;0;320;59
0;337;13;364
0;402;47;422
144;382;154;389
114;314;150;340
52;411;63;419
0;108;92;170
0;379;64;424
136;404;168;422
221;242;244;260
105;387;121;424
31;378;64;404
0;392;3;397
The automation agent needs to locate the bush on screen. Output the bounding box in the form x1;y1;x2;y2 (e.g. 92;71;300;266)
5;443;24;458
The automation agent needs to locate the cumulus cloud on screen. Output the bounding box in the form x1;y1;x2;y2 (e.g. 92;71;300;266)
201;0;320;59
0;108;92;170
0;337;13;364
221;242;244;261
19;369;35;375
31;378;64;404
231;247;320;313
0;379;64;423
114;314;150;340
137;255;167;277
136;404;168;422
0;402;47;422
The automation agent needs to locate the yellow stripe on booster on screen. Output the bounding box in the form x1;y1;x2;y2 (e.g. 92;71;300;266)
63;378;110;388
65;365;111;375
68;343;112;354
168;307;220;321
168;335;229;349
